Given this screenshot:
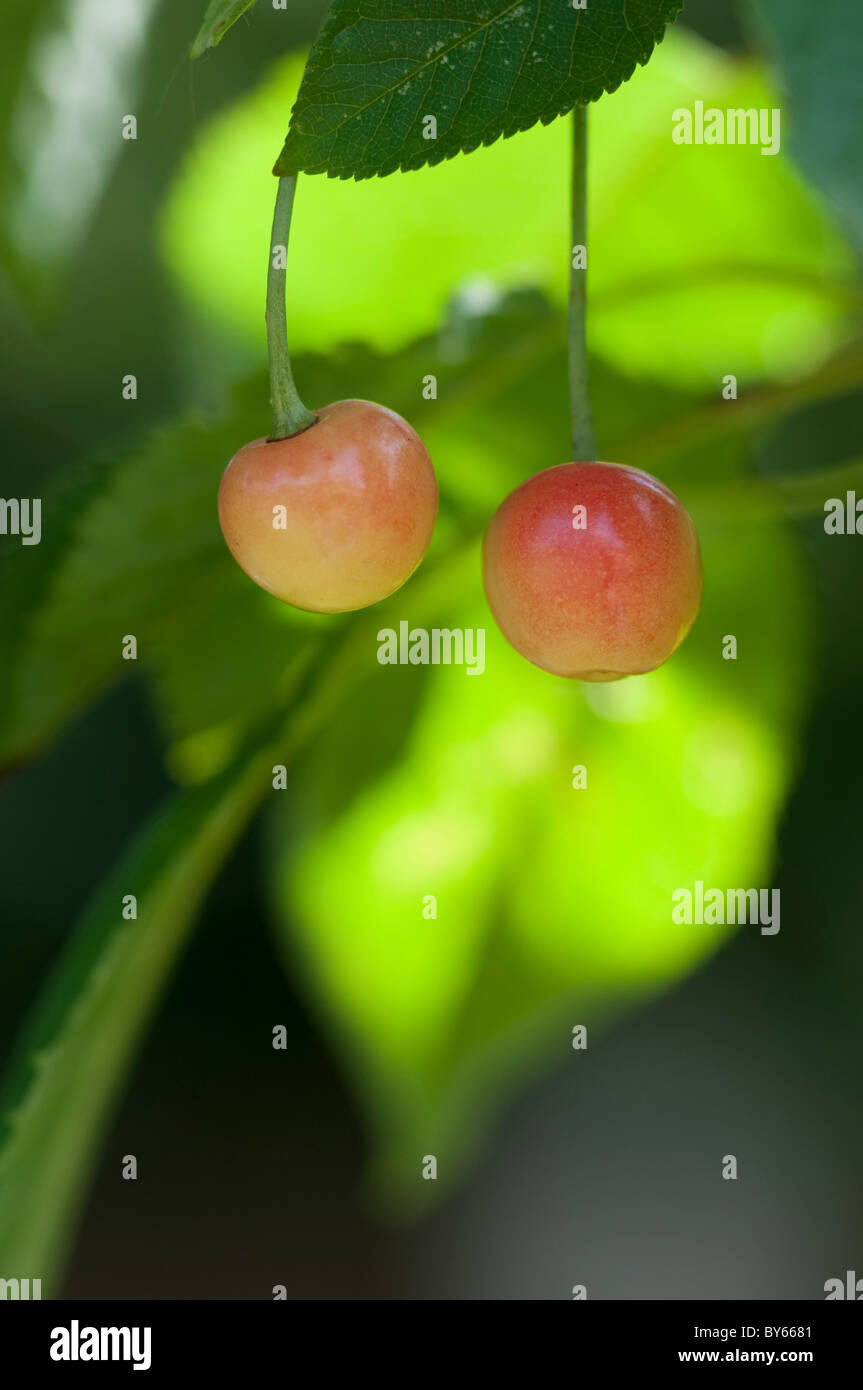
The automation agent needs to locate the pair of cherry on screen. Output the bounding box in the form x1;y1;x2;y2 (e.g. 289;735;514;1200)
218;397;701;680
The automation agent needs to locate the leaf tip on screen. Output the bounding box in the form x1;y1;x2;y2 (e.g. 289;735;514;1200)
273;143;299;179
190;22;222;60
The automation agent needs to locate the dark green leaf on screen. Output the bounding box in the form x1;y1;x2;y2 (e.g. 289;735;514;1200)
190;0;261;59
275;0;683;179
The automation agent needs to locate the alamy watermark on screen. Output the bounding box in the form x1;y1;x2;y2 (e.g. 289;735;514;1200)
672;880;780;935
672;101;781;157
0;1276;41;1299
50;1321;151;1371
0;497;41;545
377;622;485;674
824;491;862;535
825;1270;863;1299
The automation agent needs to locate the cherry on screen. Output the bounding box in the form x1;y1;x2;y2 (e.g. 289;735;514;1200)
482;461;702;680
218;399;438;613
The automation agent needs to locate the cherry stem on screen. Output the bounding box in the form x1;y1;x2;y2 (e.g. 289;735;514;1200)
569;104;597;461
266;175;317;441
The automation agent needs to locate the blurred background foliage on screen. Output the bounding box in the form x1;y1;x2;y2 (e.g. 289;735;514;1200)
1;0;862;1297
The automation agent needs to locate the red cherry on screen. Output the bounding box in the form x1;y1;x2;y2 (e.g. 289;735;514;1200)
482;461;702;680
218;399;438;613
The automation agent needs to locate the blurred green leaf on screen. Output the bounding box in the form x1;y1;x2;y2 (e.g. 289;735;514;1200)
275;0;682;179
0;0;58;262
614;346;863;474
266;493;813;1201
164;32;855;389
0;742;274;1292
0;466;108;752
149;571;320;783
0;378;298;769
190;0;261;59
686;455;863;521
749;0;863;256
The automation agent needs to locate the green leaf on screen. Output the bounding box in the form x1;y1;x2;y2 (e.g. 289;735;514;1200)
148;572;322;783
0;466;109;753
749;0;863;256
266;458;814;1202
0;744;273;1291
165;35;855;389
274;0;683;179
0;380;276;768
190;0;261;59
